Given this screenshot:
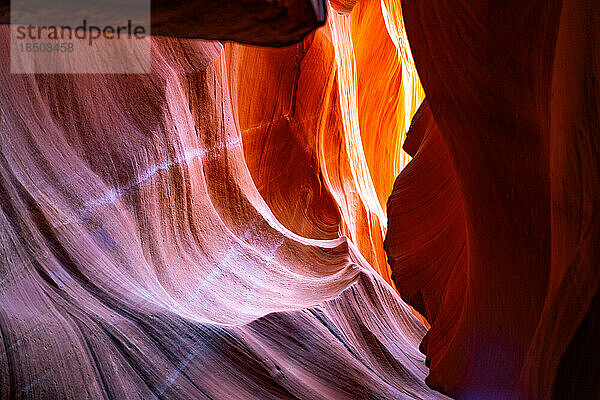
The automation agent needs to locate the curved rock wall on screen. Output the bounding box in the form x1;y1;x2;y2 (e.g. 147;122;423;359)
386;0;600;398
0;1;439;396
227;0;424;283
2;0;596;398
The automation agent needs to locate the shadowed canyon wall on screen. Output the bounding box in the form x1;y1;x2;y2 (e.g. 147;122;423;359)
385;0;600;398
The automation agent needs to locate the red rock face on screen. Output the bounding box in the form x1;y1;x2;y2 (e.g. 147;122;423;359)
385;0;600;398
385;99;467;369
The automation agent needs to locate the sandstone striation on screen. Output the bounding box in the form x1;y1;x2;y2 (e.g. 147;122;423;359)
0;0;439;395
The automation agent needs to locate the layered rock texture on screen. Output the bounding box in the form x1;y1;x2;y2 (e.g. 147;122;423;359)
0;0;440;398
386;0;600;398
2;0;598;399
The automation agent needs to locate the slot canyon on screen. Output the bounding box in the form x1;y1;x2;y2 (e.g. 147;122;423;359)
0;0;598;399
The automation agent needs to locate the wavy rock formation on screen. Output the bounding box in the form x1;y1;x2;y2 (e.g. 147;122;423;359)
3;0;596;398
0;0;442;396
385;0;600;398
226;0;424;285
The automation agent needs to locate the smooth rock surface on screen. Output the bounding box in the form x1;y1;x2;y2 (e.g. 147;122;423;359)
385;0;600;398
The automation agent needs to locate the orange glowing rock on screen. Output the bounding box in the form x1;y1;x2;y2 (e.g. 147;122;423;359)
227;0;424;284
